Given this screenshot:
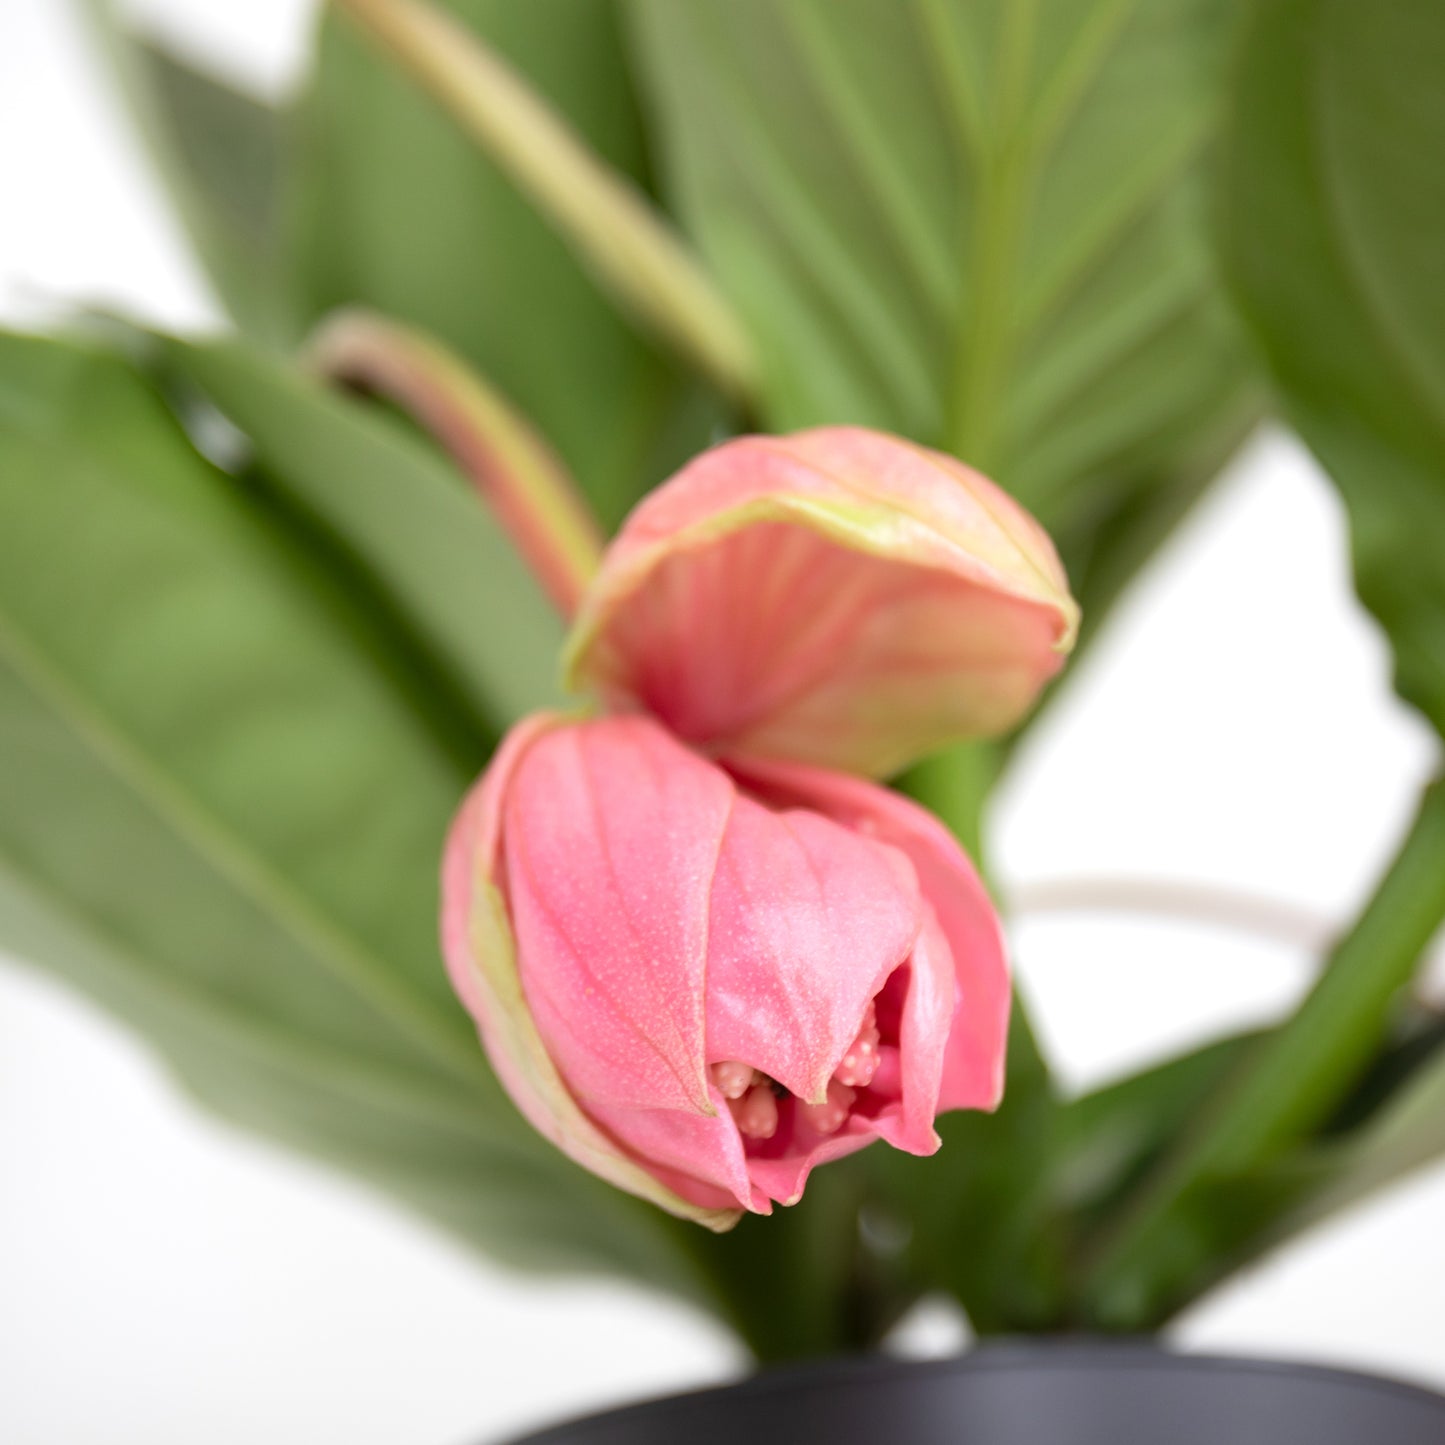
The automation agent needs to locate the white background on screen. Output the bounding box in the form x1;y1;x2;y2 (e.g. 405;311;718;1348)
1;2;1442;1441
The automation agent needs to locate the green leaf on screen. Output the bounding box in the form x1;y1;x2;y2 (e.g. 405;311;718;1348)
849;1005;1070;1335
287;0;722;526
674;1165;898;1361
624;0;1262;584
1181;1017;1445;1287
1078;781;1445;1327
1293;1037;1445;1232
0;332;703;1296
332;0;758;403
1218;0;1445;740
1058;1029;1263;1220
1047;1022;1445;1329
80;5;290;340
153;332;565;736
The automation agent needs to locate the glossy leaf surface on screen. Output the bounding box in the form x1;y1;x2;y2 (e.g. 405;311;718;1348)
1220;0;1445;740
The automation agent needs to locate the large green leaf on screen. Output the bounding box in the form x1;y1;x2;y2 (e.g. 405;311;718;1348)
152;333;564;738
624;0;1261;585
0;333;702;1295
287;0;720;525
1218;0;1445;739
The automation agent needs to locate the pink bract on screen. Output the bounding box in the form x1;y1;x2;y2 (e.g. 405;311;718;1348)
441;713;1009;1227
565;426;1078;778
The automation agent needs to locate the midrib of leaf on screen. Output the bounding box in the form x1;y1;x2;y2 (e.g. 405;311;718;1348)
1009;259;1208;442
912;0;988;166
690;22;933;420
937;0;1212;475
1021;0;1141;159
1016;116;1211;334
0;605;491;1091
948;0;1040;466
1016;294;1237;496
780;2;955;315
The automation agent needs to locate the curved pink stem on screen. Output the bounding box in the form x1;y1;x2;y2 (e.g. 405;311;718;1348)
309;310;604;620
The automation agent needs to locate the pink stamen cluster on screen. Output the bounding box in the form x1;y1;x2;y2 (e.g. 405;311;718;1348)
833;1000;880;1088
709;1001;883;1142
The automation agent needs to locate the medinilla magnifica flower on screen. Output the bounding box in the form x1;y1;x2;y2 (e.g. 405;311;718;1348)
442;713;1009;1229
565;426;1078;778
441;425;1076;1227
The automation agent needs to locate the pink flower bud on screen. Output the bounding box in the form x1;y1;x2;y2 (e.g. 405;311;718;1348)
564;427;1078;778
441;712;1009;1228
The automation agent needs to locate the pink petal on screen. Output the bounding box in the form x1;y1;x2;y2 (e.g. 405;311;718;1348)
743;1121;885;1209
566;427;1078;777
503;715;733;1116
440;711;560;1030
738;915;955;1207
440;713;742;1230
728;757;1010;1114
585;1089;769;1215
704;796;924;1106
873;909;954;1153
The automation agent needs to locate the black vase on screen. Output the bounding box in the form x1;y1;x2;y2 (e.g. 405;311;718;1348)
509;1342;1445;1444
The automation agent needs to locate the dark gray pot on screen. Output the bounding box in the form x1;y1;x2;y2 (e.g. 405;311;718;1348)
508;1343;1445;1444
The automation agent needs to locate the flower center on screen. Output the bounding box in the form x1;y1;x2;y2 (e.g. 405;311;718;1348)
709;1002;883;1142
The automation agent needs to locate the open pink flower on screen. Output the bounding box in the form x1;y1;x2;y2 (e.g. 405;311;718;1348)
442;713;1009;1229
565;426;1078;778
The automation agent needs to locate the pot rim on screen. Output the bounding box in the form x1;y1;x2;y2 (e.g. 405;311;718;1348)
512;1339;1445;1444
